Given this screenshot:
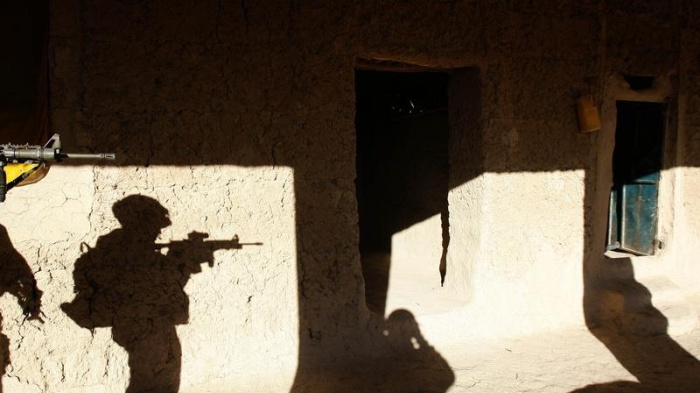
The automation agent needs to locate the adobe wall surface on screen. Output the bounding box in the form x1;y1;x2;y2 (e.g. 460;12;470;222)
0;1;697;391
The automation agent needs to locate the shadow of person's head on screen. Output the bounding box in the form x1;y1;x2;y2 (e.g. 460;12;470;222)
386;309;419;331
384;309;426;353
112;195;171;241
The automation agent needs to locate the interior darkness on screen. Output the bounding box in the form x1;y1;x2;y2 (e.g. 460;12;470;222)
612;101;665;185
0;1;46;111
355;70;449;313
0;0;48;145
623;75;655;92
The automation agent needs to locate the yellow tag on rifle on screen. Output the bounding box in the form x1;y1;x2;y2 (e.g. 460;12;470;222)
6;163;49;188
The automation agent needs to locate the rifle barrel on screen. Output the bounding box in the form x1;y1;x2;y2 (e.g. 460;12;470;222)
61;152;116;160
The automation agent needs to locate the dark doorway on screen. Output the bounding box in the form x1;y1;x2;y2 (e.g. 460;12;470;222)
607;101;666;255
355;70;449;314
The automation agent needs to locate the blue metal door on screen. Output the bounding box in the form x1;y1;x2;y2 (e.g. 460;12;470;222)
608;173;660;255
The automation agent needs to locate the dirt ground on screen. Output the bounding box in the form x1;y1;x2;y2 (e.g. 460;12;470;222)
181;250;700;393
443;324;700;393
190;297;700;393
191;322;700;393
301;252;700;393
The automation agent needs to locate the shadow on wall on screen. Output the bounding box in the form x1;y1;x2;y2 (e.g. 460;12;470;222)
0;224;42;393
291;309;454;393
572;257;700;392
61;195;251;393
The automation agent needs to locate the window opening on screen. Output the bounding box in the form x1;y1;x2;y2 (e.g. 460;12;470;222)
607;101;666;256
623;75;655;92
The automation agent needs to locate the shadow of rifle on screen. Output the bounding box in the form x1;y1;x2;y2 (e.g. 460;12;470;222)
155;232;263;268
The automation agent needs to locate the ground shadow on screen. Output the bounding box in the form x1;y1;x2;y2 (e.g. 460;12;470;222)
0;224;42;393
290;309;455;393
573;256;700;392
61;195;248;392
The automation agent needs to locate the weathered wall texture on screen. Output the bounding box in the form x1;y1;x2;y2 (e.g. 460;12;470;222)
1;166;298;392
0;0;698;391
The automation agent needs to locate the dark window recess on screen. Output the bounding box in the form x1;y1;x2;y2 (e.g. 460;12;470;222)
624;75;655;92
607;101;666;256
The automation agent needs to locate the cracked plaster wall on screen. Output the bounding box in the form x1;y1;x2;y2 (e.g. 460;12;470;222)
0;0;699;391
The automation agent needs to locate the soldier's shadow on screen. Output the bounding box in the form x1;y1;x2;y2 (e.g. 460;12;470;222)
0;224;42;393
62;195;222;393
290;308;455;393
